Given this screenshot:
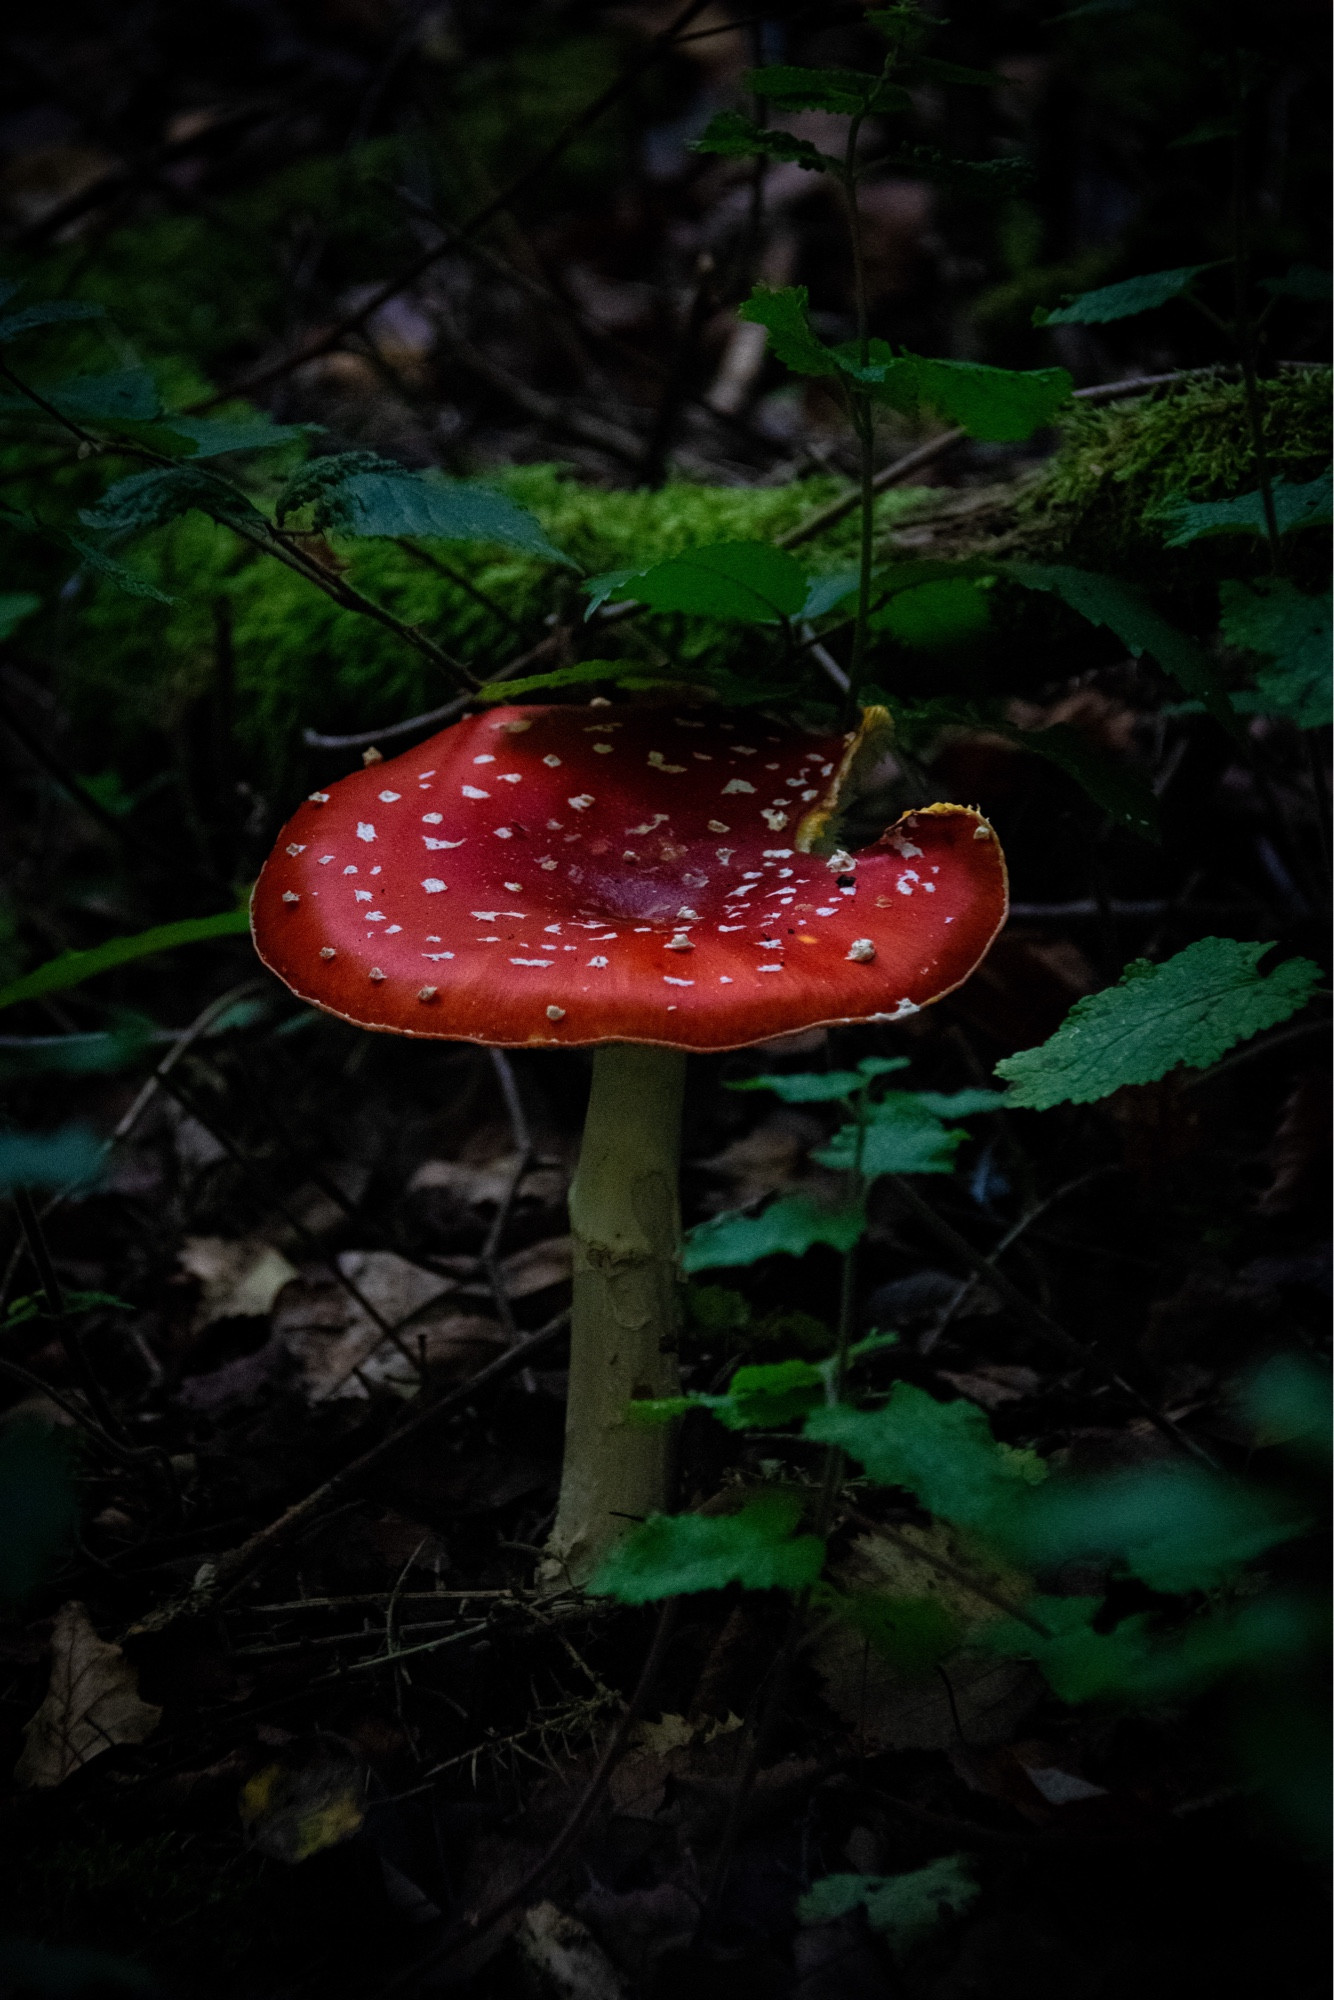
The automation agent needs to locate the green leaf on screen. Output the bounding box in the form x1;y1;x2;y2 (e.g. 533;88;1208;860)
822;1586;962;1675
737;286;841;378
815;1095;967;1178
78;466;265;536
588;1492;826;1603
151;413;313;459
1153;470;1333;546
977;1592;1311;1705
583;541;809;623
1241;1355;1331;1462
729;1069;870;1103
801;568;862;621
1001;720;1160;840
0;301;106;341
798;1857;979;1954
847;351;1072;440
911;1089;1007;1117
1035;263;1216;326
1260;264;1332;302
745;64;911;118
1010;1465;1306;1595
26;368;161;422
276;451;569;562
806;1383;1039;1536
995;938;1322;1111
0;592;40;640
689;111;836;174
0;1126;104;1195
65;534;177;604
476;659;682;701
871;577;990;648
696;1358;827;1431
684;1194;865;1273
0;908;251;1014
1002;562;1235;729
1219;579;1332;729
0;1420;78;1607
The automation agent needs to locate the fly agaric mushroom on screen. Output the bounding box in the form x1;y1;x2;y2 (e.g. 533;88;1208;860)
252;704;1007;1581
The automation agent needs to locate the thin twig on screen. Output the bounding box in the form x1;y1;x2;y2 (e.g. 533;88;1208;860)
301;636;562;751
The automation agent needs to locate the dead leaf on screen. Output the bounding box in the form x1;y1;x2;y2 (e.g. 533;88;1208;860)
811;1523;1041;1752
239;1747;365;1863
274;1250;464;1400
517;1903;627;2000
408;1152;566;1210
937;1364;1041;1409
495;1236;572;1299
609;1711;743;1820
178;1236;299;1329
693;1110;833;1209
15;1601;161;1787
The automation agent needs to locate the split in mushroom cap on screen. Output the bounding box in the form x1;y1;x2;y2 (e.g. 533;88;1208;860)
251;704;1008;1052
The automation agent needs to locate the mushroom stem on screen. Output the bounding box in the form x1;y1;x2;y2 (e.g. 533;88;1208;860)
545;1042;685;1585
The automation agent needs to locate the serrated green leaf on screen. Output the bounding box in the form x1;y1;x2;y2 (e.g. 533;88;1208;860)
0;908;251;1014
1009;1465;1306;1595
583;541;809;623
994;938;1322;1110
807;1383;1038;1536
78;466;265;536
588;1492;826;1602
1002;562;1234;728
702;1359;827;1430
798;1857;978;1953
15;368;161;422
683;1194;865;1272
0;301;106;342
689;110;836;174
65;534;177;604
1153;471;1332;546
1219;579;1332;729
871;577;990;648
844;350;1072;440
815;1095;966;1177
737;286;841;378
1035;263;1216;326
745;64;911;117
274;451;568;561
0;592;40;640
0;1126;104;1195
1260;264;1332;301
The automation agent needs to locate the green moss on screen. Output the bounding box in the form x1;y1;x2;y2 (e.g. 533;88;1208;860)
1020;368;1332;573
57;466;926;796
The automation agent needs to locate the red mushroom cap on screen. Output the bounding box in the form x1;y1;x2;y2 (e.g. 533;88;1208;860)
251;704;1007;1052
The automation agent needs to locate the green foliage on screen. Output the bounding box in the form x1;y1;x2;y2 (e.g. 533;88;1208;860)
872;576;990;648
730;1059;909;1103
583;541;809;623
797;1856;979;1953
1153;469;1332;546
848;350;1072;441
588;1492;826;1603
807;1383;1042;1535
275;451;570;563
0;1126;104;1194
1242;1355;1332;1462
1010;1464;1306;1594
823;1585;961;1675
683;1194;865;1273
0;909;251;1014
744;65;910;119
994;938;1322;1109
689;112;836;175
1218;579;1332;727
1035;263;1215;325
0;300;105;341
79;465;265;537
66;534;177;604
737;286;841;378
477;659;682;701
0;591;39;639
814;1093;976;1178
628;1336;897;1432
1262;265;1332;302
0;1420;78;1606
1003;561;1234;727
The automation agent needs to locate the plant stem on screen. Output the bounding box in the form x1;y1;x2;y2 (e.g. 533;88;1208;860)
545;1043;686;1585
838;114;875;718
1229;62;1281;567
